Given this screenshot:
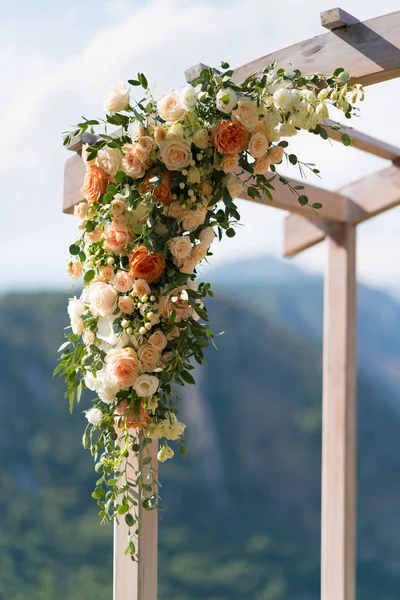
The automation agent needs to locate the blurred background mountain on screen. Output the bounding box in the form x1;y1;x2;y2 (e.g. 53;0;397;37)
1;255;400;600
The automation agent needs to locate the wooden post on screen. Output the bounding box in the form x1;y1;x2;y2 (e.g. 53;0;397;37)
321;223;357;600
113;439;158;600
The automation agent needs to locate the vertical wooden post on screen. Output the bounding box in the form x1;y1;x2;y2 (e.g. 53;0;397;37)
113;439;158;600
321;223;357;600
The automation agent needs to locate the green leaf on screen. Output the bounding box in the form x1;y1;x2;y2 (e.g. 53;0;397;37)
333;67;345;77
341;133;351;146
69;244;80;255
92;487;105;500
181;370;196;385
337;70;349;84
138;73;148;89
288;154;298;165
117;504;129;515
221;61;230;69
226;228;236;238
128;79;141;86
319;128;328;140
312;202;323;210
84;270;95;284
298;195;309;206
125;514;135;527
142;456;152;465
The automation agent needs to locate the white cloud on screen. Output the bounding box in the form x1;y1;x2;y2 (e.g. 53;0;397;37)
1;0;400;292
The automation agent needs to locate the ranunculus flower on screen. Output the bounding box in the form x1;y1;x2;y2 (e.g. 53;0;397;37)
268;145;284;164
180;84;198;110
114;270;134;293
132;278;151;296
199;226;215;247
133;374;159;397
106;347;140;387
159;137;191;171
138;343;160;372
157;91;185;122
67;261;83;279
121;144;147;179
104;221;133;255
179;208;206;232
118;295;135;314
141;168;173;204
85;407;103;426
88;282;117;317
129;246;165;283
114;399;151;429
248;132;268;158
215;88;238;114
211;120;248;154
96;146;122;176
81;165;112;203
168;236;192;260
232;98;260;132
104;81;130;115
221;154;239;173
149;330;168;351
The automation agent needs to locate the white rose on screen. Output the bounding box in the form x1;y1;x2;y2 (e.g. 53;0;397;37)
68;297;85;320
88;282;117;317
157;91;185;122
192;128;209;149
216;88;238;114
180;84;198;110
179;208;207;232
98;383;118;404
104;81;130;115
85;407;103;426
169;236;193;260
96;147;122;177
157;443;174;463
133;374;159;397
199;226;215;247
273;87;292;109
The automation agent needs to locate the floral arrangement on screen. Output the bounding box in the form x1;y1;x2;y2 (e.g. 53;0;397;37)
57;62;363;559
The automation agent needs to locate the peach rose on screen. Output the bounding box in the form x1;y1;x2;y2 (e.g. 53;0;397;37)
133;136;156;163
132;278;151;296
232;98;259;132
154;126;167;145
166;201;185;219
67;261;83;279
114;399;150;429
81;165;112;203
253;155;272;175
149;330;168;351
129;246;164;283
104;221;133;255
191;242;208;263
106;347;140;387
224;174;244;199
221;154;239;173
179;259;196;274
99;265;114;281
159;137;191;171
111;198;126;216
88;282;117;317
138;343;160;372
159;286;195;322
211;120;248;155
122;144;147;179
268;145;285;164
179;208;206;232
166;326;180;340
157;91;185;122
85;227;103;243
118;295;135;314
141;168;173;204
114;270;134;293
248;132;268;158
96;146;122;177
168;236;192;260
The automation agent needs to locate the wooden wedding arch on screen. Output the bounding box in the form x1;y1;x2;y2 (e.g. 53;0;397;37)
62;8;400;600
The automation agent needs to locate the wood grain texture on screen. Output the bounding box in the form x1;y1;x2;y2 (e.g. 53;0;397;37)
113;439;158;600
320;8;359;30
321;224;357;600
231;11;400;87
283;214;329;256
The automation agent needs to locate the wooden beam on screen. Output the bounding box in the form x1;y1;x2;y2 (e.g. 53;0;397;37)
320;8;359;30
284;163;400;255
231;11;400;88
113;439;158;600
323;120;400;161
321;223;357;600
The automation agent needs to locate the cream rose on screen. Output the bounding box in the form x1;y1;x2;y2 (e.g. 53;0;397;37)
133;136;156;163
248;132;268;158
104;81;130;115
133;374;159;397
154;126;167;145
71;318;84;335
166;326;180;340
160;137;191;171
149;330;168;351
96;146;122;176
167;201;185;220
221;154;239;174
114;270;134;293
85;228;103;244
106;347;140;387
121;144;147;179
199;226;215;247
99;266;114;281
179;259;196;274
104;222;132;255
192;128;209;149
232;98;259;132
179;208;207;232
168;236;192;260
118;295;135;314
138;343;160;372
157;91;185;122
88;282;117;317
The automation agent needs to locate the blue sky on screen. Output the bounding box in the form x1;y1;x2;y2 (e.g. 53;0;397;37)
1;0;400;294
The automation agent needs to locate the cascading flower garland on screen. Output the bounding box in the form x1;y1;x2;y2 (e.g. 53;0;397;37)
57;62;363;559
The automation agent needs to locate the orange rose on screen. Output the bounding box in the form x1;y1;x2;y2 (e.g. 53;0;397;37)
129;246;165;283
114;399;151;429
81;165;112;203
211;120;248;155
141;168;173;204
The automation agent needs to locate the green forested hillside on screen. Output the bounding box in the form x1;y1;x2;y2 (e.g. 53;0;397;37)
1;259;400;599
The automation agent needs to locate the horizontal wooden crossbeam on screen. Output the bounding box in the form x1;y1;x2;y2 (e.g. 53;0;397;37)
231;10;400;88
